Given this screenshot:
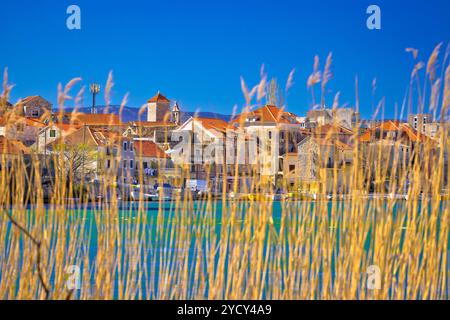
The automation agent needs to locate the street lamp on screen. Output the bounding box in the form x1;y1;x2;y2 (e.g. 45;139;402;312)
89;83;100;114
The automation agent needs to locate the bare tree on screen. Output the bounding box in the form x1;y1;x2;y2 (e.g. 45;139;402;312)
52;143;96;184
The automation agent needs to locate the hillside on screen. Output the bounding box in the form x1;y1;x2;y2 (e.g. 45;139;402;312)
65;106;231;123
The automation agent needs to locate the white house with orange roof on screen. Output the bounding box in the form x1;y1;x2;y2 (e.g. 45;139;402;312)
35;123;81;152
69;113;122;128
229;104;305;182
169;116;237;192
171;116;230;169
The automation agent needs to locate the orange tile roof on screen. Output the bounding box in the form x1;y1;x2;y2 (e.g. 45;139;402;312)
54;123;81;132
134;140;169;159
1;114;46;128
358;120;433;143
69;113;121;126
193;117;231;134
48;126;126;148
311;124;354;135
358;130;371;142
231;105;299;125
148;92;170;103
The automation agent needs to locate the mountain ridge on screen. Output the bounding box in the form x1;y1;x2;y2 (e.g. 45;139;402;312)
65;106;232;123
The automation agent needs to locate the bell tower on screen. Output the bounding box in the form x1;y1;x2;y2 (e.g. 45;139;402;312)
172;101;181;125
147;91;170;122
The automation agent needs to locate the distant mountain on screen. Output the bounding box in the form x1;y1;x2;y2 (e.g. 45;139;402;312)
180;111;232;123
65;106;231;123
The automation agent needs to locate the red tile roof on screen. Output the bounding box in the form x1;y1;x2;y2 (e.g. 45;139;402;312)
148;92;170;103
134;140;169;159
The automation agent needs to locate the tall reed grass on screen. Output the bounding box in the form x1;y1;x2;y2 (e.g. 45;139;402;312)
0;46;448;300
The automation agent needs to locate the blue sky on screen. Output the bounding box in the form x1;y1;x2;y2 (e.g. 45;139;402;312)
0;0;449;118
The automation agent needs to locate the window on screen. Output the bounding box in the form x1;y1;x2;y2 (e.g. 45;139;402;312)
143;162;148;169
130;160;134;169
107;159;111;169
129;142;133;151
289;164;295;172
123;160;127;168
49;130;56;138
31;110;39;118
123;142;128;151
268;131;272;139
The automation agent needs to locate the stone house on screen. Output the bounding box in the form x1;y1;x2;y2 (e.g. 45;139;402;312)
18;96;52;119
296;136;353;194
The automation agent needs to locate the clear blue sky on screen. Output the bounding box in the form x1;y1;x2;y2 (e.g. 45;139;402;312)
0;0;449;118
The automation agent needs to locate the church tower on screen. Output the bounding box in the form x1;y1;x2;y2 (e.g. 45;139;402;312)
147;91;170;122
172;101;181;125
